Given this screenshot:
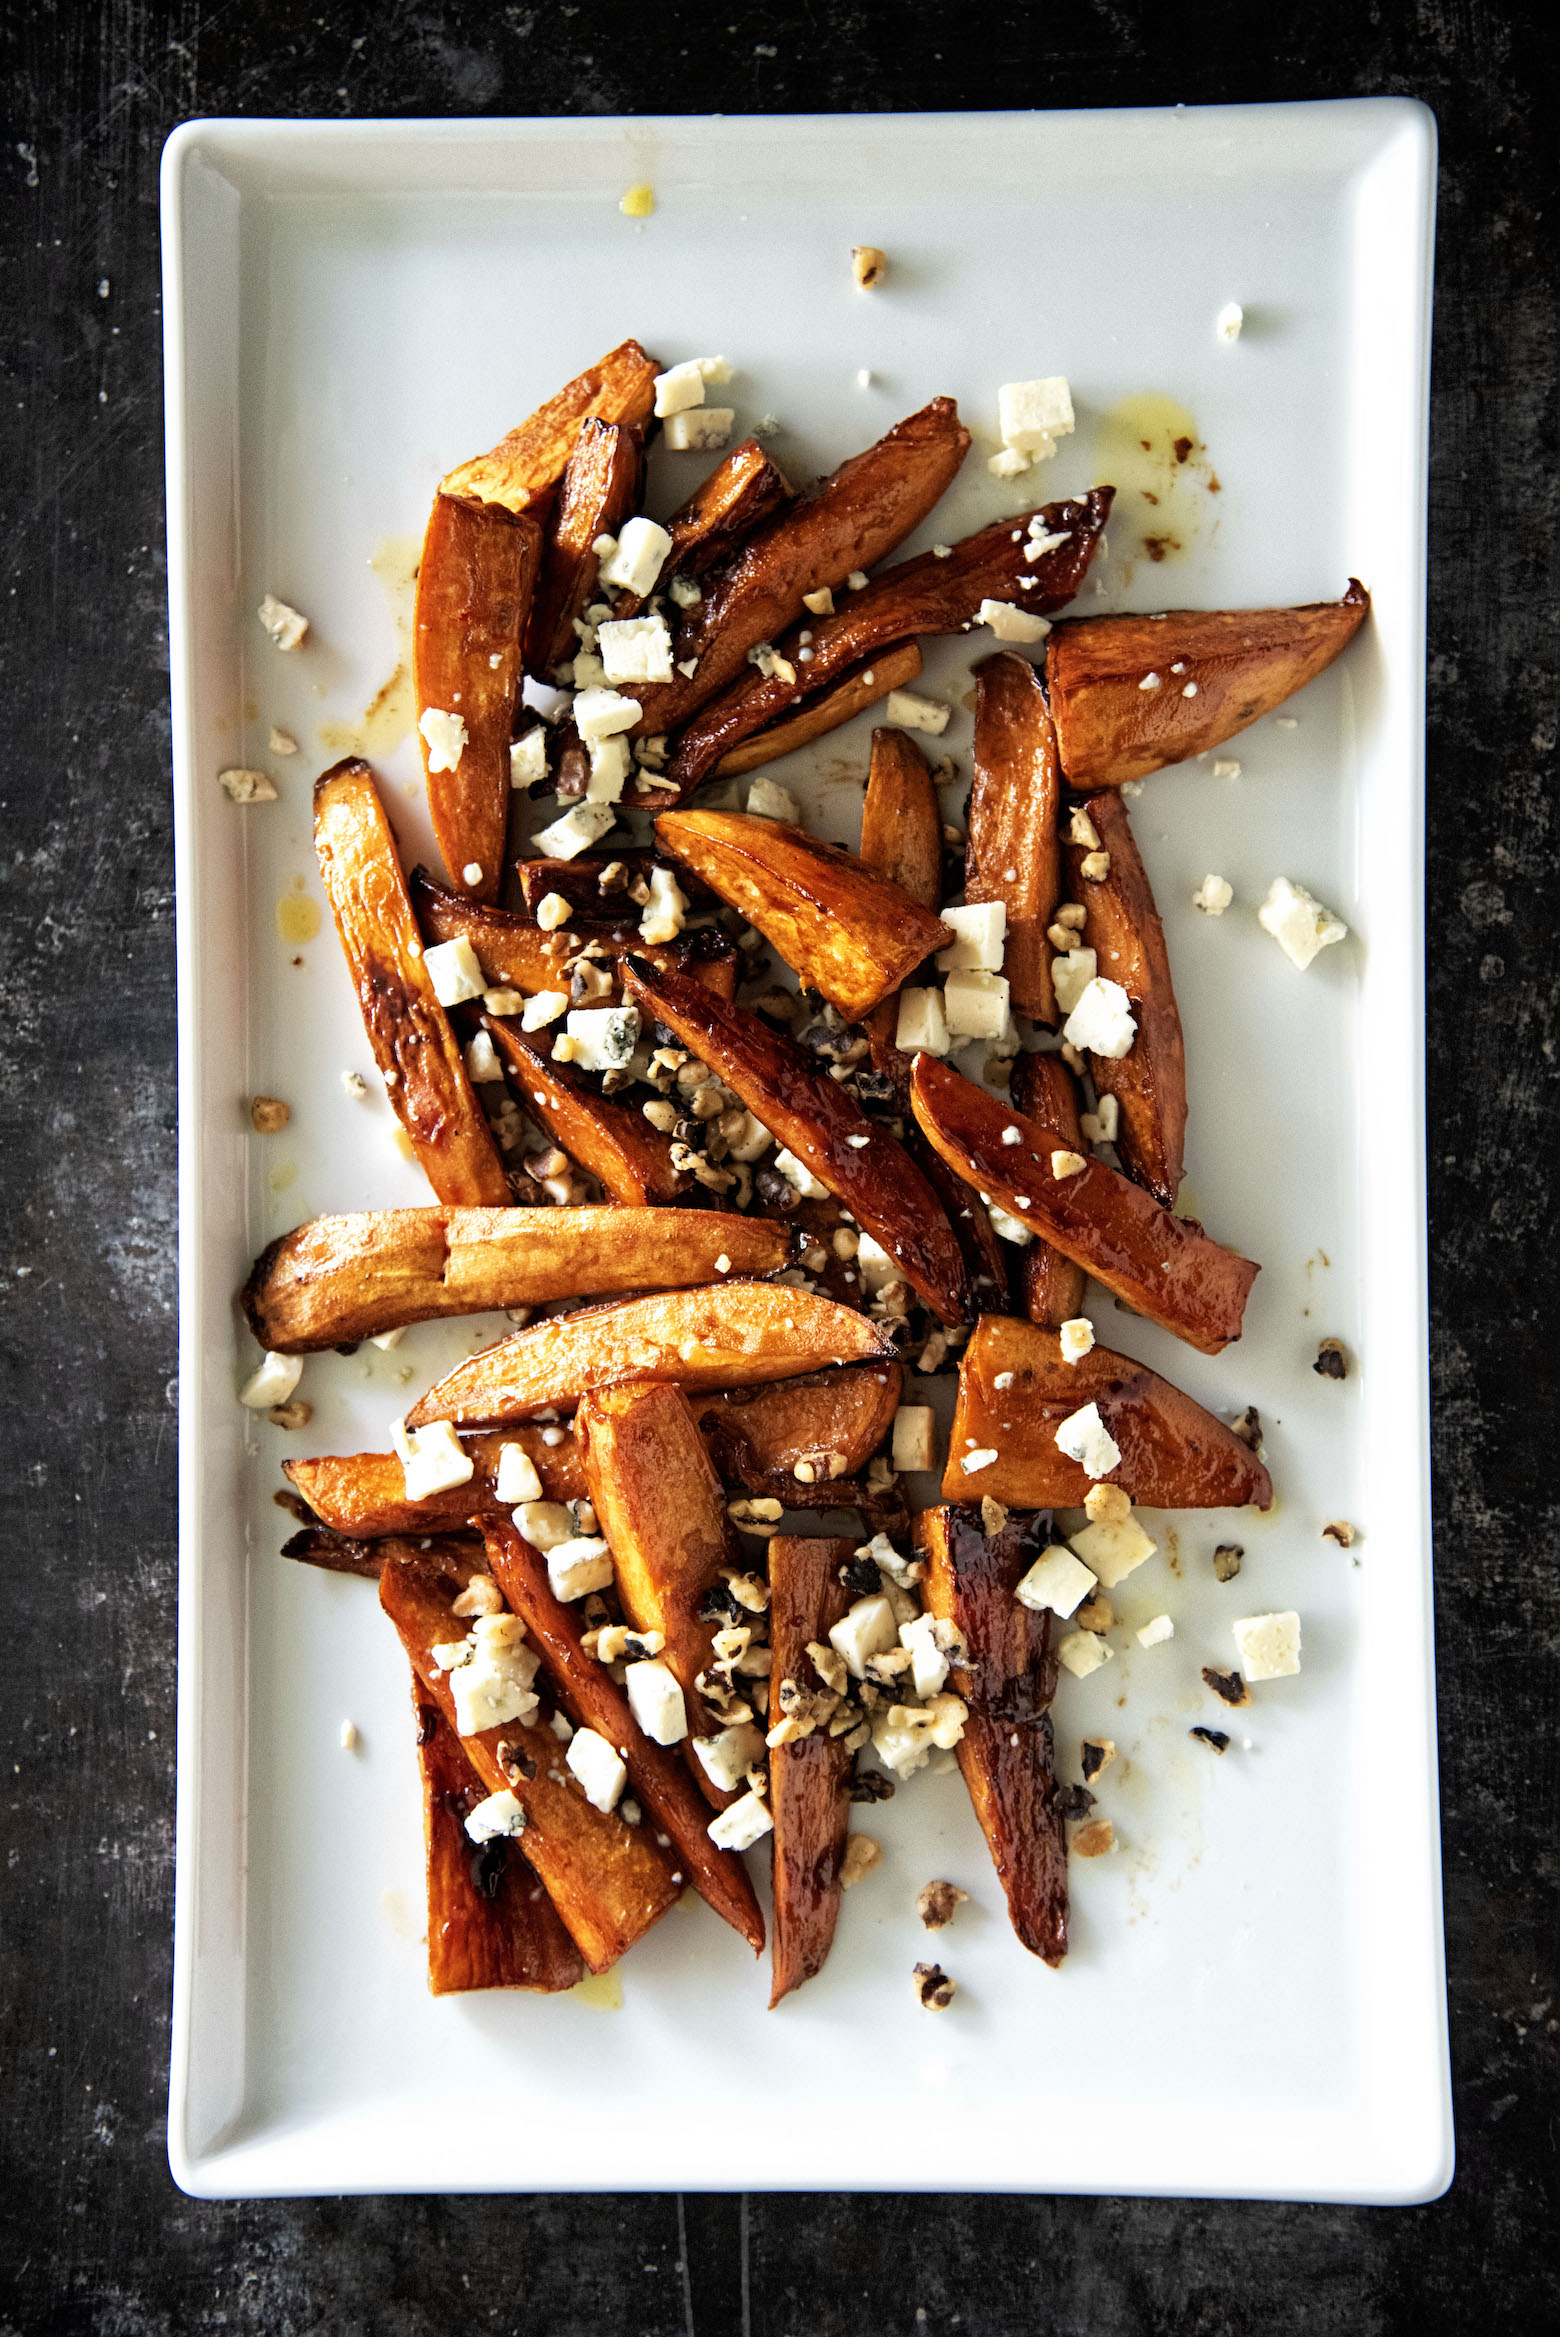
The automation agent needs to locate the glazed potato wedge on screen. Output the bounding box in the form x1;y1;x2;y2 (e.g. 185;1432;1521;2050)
713;643;923;784
669;490;1114;792
525;417;644;674
516;851;719;922
483;1017;689;1205
410;869;740;1002
1009;1054;1088;1328
1064;790;1187;1204
279;1523;435;1581
918;1505;1068;1967
629;397;972;737
945;1316;1274;1510
655;810;951;1020
614;437;793;618
414;494;542;902
576;1379;738;1802
767;1535;854;2005
909;1130;1012;1323
415;1676;585;1995
314;762;511;1205
439;338;660;512
381;1553;682;1971
244;1205;787;1352
284;1427;585;1536
966;652;1063;1023
1047;581;1371;788
692;1363;902;1504
910;1054;1258;1355
624;958;969;1325
482;1516;764;1950
406;1283;894;1429
859;725;944;1087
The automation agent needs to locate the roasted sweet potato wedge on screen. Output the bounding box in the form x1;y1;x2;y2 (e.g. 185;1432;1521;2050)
908;1130;1012;1323
482;1516;764;1950
406;1283;894;1429
284;1427;584;1536
1009;1054;1087;1328
613;437;793;619
910;1054;1257;1355
712;644;923;784
483;1017;689;1205
314;762;511;1205
245;1205;787;1352
860;725;944;1087
654;810;951;1020
381;1553;681;1971
767;1535;854;2005
1047;581;1371;789
576;1379;738;1803
629;397;972;737
947;1315;1272;1508
669;490;1113;792
966;651;1063;1023
516;851;719;922
624;957;968;1326
918;1505;1067;1966
692;1364;901;1504
411;869;739;1003
1064;790;1187;1204
280;1523;442;1581
525;418;644;675
414;494;542;902
440;338;660;513
415;1676;585;1995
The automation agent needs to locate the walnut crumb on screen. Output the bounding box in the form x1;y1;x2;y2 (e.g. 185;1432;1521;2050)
1190;1726;1231;1754
1201;1665;1251;1708
1083;1481;1131;1528
1314;1337;1348;1380
852;243;887;288
917;1879;969;1930
1070;1818;1115;1858
980;1496;1009;1536
267;1400;311;1430
1080;1736;1116;1783
250;1095;291;1133
1322;1519;1357;1548
839;1835;882;1889
1229;1405;1263;1453
1074;1591;1115;1633
912;1961;957;2009
1212;1542;1245;1582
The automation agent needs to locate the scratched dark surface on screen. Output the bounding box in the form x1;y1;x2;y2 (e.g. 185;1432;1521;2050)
1;1;1556;2331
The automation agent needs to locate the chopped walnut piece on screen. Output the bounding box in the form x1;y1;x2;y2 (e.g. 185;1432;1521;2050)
1080;1737;1116;1783
1228;1405;1263;1454
840;1835;882;1889
807;1639;849;1696
267;1400;311;1430
249;1095;291;1133
1190;1726;1231;1754
980;1496;1009;1536
1073;1591;1115;1633
917;1879;969;1931
451;1575;504;1618
912;1960;957;2009
1070;1818;1115;1858
1322;1519;1357;1548
1212;1542;1245;1582
1201;1665;1250;1708
1055;1784;1095;1822
1314;1337;1349;1381
1084;1481;1132;1528
848;1768;895;1804
852;243;888;289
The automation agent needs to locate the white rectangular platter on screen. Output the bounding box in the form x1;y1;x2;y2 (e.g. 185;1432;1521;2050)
164;101;1448;2202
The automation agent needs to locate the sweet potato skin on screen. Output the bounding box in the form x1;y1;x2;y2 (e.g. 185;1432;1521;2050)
439;338;659;512
712;644;923;784
767;1536;854;2005
483;1016;689;1205
525;417;644;674
615;438;793;618
624;957;969;1326
692;1364;901;1506
516;851;719;922
944;1315;1274;1509
910;1053;1257;1355
1063;790;1187;1205
481;1515;764;1950
284;1427;585;1536
1009;1054;1088;1328
416;1678;585;1995
381;1552;682;1971
966;652;1063;1023
1047;581;1371;788
406;1283;894;1428
655;810;951;1020
918;1504;1068;1966
411;869;739;1003
314;761;511;1205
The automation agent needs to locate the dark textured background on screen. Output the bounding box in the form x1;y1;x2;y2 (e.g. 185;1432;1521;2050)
1;2;1556;2330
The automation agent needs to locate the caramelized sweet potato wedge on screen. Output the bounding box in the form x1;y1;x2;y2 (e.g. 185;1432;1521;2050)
414;494;542;902
482;1516;764;1950
966;651;1064;1023
918;1504;1068;1966
692;1363;901;1504
244;1205;787;1352
859;725;944;1087
576;1379;737;1802
516;851;719;922
614;437;793;618
1047;581;1371;788
524;417;644;674
669;490;1113;792
411;869;739;1003
483;1017;689;1205
279;1523;448;1581
629;397;972;737
1064;790;1187;1204
655;810;951;1020
381;1553;681;1971
439;338;660;513
767;1535;853;2005
624;957;968;1325
406;1283;894;1429
910;1054;1257;1355
415;1678;585;1995
712;644;923;784
909;1130;1012;1323
1009;1054;1087;1328
314;762;511;1205
284;1428;585;1536
945;1316;1273;1509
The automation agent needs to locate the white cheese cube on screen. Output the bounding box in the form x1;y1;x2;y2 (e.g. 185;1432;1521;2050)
664;407;735;452
564;1006;640;1073
997;375;1075;453
546;1535;615;1601
494;1443;543;1504
1080;1095;1119;1145
894;986;950;1056
773;1147;829;1200
979;597;1052;643
943;967;1012;1040
369;1326;405;1351
1215;301;1245;342
258;593;309;650
870;1705;934;1779
899;1612;949;1699
419;706;467;772
884;688;950;736
722;1109;771;1163
891;1406;936;1472
1233;1610;1302;1681
692;1722;765;1792
1069;1512;1157;1589
1056;1630;1114;1679
1063;975;1137;1061
512;1500;575;1551
854;1232;900;1291
1015;1544;1098;1619
802;586;834;616
509;726;549;785
567;1726;627;1812
238;1350;303;1409
574;685;642;742
585;734;632;802
521;675;574;723
988;1204;1034;1247
218;766;276;802
708;1788;774;1852
598;515;673;598
1136;1614;1174;1648
652;360;707;416
987;445;1034;477
747;775;801;823
390;1418;474;1502
1259;877;1348;970
692;355;733;384
451;1614;540;1736
1054;1401;1121;1480
1051;946;1098;1016
598;614;674;686
1192;873;1233;915
1059;1317;1095;1364
936;901;1007;973
531;802;617;859
625;1658;688;1746
829;1593;899;1680
464;1030;503;1083
464;1789;526;1843
420;936;486;1007
639;866;688;945
520;990;569;1030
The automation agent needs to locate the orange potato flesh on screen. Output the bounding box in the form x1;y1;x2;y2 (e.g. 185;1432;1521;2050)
767;1535;854;2006
1008;1054;1088;1328
966;651;1063;1024
439;338;660;512
860;725;945;1090
692;1364;901;1505
910;1053;1258;1356
314;761;511;1205
410;869;738;1003
483;1017;689;1205
712;644;923;783
284;1428;585;1537
524;417;644;674
1046;581;1370;789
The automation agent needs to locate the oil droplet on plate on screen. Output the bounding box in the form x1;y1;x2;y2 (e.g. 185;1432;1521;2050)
390;1126;416;1162
619;183;655;218
319;534;421;759
570;1968;623;2011
267;1158;297;1193
276;891;321;944
1094;392;1214;567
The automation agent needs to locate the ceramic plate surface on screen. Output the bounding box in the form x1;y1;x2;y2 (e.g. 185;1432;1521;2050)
165;102;1446;2201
